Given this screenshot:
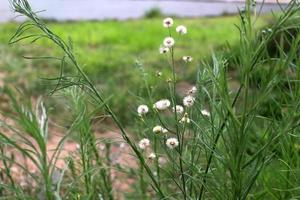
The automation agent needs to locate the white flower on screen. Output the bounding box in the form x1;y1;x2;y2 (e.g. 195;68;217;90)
188;86;197;95
153;99;171;111
156;71;162;77
180;113;191;124
166;138;179;149
153;125;168;134
201;109;210;117
159;46;169;54
137;105;149;115
163;37;175;48
183;95;195;107
176;25;187;35
138;138;150;149
163;17;174;28
148;153;156;160
183;56;193;62
172;105;184;114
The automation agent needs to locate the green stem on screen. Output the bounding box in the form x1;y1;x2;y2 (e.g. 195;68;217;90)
154;136;160;187
17;7;165;197
168;27;187;199
198;84;243;200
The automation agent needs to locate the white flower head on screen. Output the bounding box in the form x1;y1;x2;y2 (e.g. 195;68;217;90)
159;46;169;54
153;125;168;134
188;86;197;95
201;109;210;117
166;138;179;149
148;153;156;160
180;113;191;124
183;56;193;63
172;105;184;114
163;37;175;48
176;25;187;35
183;95;195;107
163;17;174;28
137;105;149;115
156;71;162;77
138;138;150;149
153;99;171;111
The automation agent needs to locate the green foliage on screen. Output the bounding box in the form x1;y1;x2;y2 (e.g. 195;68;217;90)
0;88;54;199
144;7;163;18
1;0;300;199
0;16;249;124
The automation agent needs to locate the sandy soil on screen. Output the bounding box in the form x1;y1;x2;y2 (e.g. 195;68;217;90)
0;109;137;199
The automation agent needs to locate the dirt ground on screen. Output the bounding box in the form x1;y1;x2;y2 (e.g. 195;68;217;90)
0;105;137;198
0;76;197;198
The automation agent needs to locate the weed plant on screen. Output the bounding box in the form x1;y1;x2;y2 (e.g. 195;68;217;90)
1;0;300;199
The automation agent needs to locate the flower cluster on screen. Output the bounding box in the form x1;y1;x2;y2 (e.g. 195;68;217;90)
180;113;191;124
163;17;174;28
166;138;179;149
163;37;175;48
153;125;168;134
153;99;171;111
159;46;169;54
137;104;149;116
172;105;184;114
176;25;187;35
137;87;197;152
160;17;190;58
138;138;150;149
183;56;193;63
138;139;157;162
183;95;195;107
136;17;208;164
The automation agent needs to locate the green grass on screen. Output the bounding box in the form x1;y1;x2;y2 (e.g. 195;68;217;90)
0;16;267;123
0;17;240;77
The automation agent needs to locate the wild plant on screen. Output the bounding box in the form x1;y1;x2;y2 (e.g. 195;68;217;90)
0;0;300;199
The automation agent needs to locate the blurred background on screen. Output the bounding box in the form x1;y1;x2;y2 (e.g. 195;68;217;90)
1;0;288;22
0;0;290;125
